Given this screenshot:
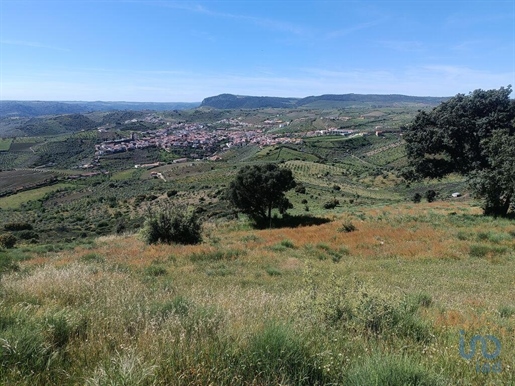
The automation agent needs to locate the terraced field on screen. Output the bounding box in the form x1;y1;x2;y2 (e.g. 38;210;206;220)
253;145;320;162
0;138;13;151
0;169;57;192
285;160;402;201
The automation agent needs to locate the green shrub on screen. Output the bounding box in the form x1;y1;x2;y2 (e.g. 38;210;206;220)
425;189;437;203
323;198;339;209
338;220;357;233
412;192;422;203
237;322;325;385
280;239;295;249
0;233;17;249
17;230;39;241
294;184;306;194
141;205;202;245
3;222;33;231
345;354;446;386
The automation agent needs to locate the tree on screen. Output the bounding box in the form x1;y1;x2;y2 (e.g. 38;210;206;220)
403;86;515;216
227;163;296;226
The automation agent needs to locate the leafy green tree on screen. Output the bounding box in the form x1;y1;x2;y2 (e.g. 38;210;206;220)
468;129;515;215
227;163;296;226
404;86;515;216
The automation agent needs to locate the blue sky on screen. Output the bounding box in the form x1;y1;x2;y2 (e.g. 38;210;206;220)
1;0;514;102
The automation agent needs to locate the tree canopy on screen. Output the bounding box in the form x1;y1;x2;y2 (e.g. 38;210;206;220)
227;163;296;226
403;86;515;216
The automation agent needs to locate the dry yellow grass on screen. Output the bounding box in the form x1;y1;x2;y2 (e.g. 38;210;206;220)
3;200;514;385
18;201;515;332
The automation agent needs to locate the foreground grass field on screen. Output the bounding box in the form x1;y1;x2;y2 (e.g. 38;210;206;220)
1;201;514;385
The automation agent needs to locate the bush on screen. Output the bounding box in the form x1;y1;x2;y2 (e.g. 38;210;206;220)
412;192;422;203
166;189;179;198
237;323;325;385
141;205;202;245
3;222;33;231
425;189;437;203
0;233;17;249
338;220;357;233
323;198;339;209
294;184;306;194
17;230;39;241
346;354;447;386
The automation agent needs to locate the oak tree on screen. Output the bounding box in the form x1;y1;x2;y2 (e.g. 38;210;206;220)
227;163;296;226
403;86;515;216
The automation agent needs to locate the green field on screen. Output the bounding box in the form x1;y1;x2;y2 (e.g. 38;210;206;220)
0;183;75;209
0;138;13;151
254;145;320;162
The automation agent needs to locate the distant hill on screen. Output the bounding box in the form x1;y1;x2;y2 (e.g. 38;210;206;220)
200;94;298;109
0;94;449;117
0;101;200;118
22;114;99;136
200;93;448;109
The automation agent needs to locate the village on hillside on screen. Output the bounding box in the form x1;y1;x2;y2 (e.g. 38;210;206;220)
93;116;385;162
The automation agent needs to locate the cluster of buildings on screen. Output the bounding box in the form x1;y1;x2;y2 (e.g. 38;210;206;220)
94;119;304;159
93;114;388;162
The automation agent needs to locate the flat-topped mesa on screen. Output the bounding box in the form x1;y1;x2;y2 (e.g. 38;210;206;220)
200;93;448;109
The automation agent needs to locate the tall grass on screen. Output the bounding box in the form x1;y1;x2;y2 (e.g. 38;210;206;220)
0;201;514;385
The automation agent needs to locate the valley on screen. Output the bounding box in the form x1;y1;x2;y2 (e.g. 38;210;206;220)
0;96;513;385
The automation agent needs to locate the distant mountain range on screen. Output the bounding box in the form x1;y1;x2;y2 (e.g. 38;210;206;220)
0;101;200;118
200;93;449;109
0;93;449;118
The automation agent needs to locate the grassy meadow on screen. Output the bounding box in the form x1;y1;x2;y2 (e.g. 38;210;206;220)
1;200;514;385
